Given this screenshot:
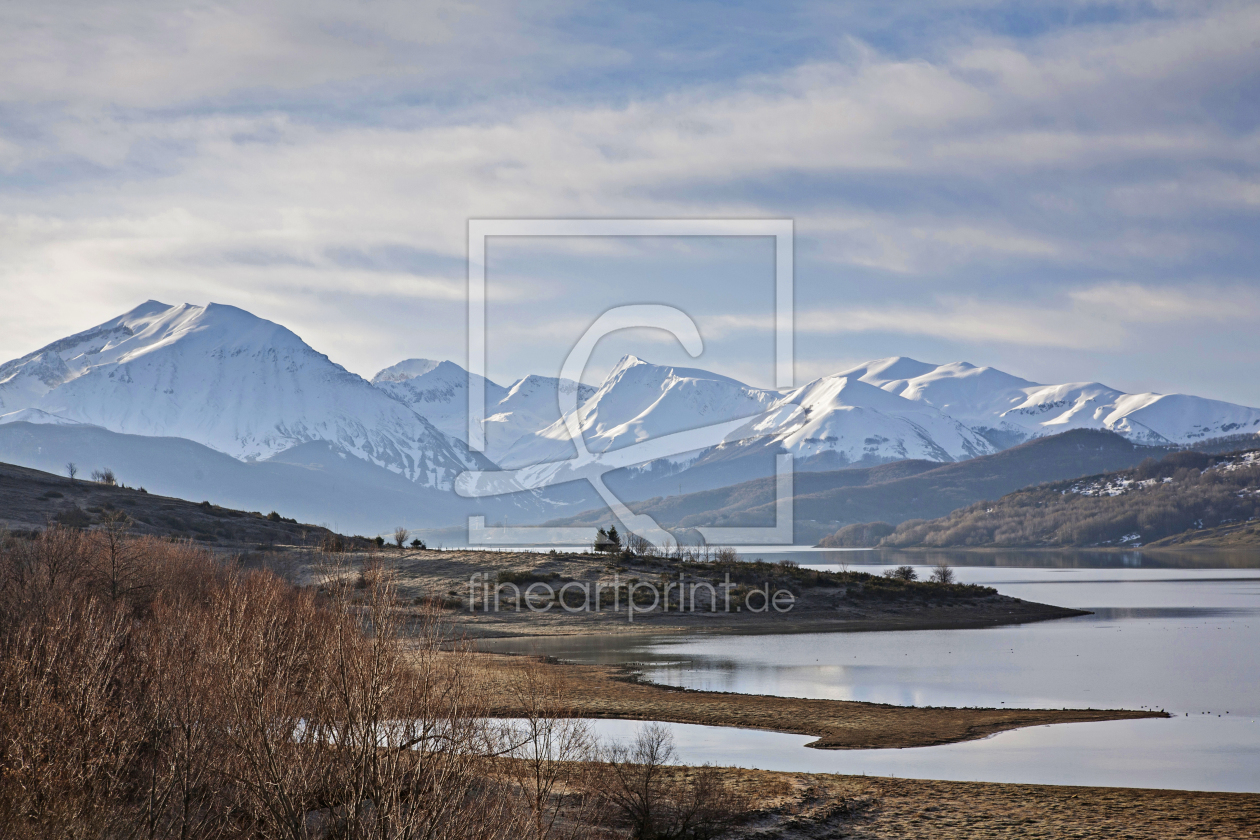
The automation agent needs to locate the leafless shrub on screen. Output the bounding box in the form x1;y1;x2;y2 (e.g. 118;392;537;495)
355;558;386;590
501;659;604;840
393;526;409;548
90;467;117;486
929;562;956;584
624;533;653;557
589;723;748;840
0;529;532;840
882;565;917;581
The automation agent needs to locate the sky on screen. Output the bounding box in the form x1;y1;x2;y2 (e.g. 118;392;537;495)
0;0;1258;403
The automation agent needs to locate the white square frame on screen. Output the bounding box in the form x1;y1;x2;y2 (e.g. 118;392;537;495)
465;218;794;546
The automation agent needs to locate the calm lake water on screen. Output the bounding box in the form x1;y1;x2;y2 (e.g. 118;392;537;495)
479;550;1260;792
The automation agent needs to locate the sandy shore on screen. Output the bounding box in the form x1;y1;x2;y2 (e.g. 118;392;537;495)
465;652;1166;750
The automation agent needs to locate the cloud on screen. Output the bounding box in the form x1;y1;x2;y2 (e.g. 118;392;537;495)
1068;282;1260;323
704;281;1260;350
0;1;1257;396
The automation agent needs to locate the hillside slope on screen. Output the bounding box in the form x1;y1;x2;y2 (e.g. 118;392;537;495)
548;429;1167;542
877;447;1260;549
0;460;340;547
0;421;578;535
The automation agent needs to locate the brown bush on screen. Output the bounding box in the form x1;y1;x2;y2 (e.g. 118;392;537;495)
589;723;748;840
0;530;533;840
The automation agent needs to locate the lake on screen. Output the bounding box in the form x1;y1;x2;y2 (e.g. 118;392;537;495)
478;550;1260;792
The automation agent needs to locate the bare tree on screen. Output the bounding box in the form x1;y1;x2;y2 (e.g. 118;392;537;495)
65;462;78;481
590;723;746;840
930;562;956;585
393;526;409;548
90;467;117;486
89;510;143;604
504;659;602;840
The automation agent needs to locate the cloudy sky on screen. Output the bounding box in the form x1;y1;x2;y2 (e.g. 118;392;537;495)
1;0;1257;403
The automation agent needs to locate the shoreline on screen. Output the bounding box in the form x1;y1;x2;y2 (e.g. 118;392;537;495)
446;601;1090;639
823;544;1260;555
462;652;1167;751
385;548;1093;639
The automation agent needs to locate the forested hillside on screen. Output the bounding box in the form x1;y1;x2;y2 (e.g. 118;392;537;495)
872;449;1260;548
555;429;1171;543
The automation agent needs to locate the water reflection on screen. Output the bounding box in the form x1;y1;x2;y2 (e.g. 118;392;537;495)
477;556;1260;791
731;546;1260;569
581;717;1260;794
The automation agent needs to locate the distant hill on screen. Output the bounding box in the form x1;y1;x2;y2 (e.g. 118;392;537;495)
548;429;1168;543
0;421;577;536
873;447;1260;549
0;460;343;547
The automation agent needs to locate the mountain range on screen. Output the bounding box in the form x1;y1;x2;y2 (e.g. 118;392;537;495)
1;300;1257;537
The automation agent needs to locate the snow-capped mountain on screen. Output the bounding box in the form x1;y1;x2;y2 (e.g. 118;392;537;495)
844;357;1260;447
3;302;1258;535
0;301;489;488
752;373;995;463
487;375;597;463
371;359;594;462
504;356;994;475
372;359;509;443
501;355;780;469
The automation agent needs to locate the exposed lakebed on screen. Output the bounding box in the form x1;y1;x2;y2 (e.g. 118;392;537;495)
477;551;1260;792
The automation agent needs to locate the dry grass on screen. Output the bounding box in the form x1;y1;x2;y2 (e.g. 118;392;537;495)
720;770;1260;839
378;548;1087;639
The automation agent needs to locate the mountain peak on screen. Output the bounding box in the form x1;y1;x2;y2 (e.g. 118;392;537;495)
608;354;647;375
842;356;941;385
372;358;446;384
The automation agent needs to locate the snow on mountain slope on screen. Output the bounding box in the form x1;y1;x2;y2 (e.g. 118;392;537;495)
370;360;595;461
843;356;1260;446
0;408;87;426
486;375;596;462
1100;392;1260;444
372;359;508;442
0;300;173;412
0;302;489;488
500;355;778;469
754;374;995;463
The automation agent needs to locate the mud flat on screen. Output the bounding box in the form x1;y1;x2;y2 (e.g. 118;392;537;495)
463;653;1165;750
